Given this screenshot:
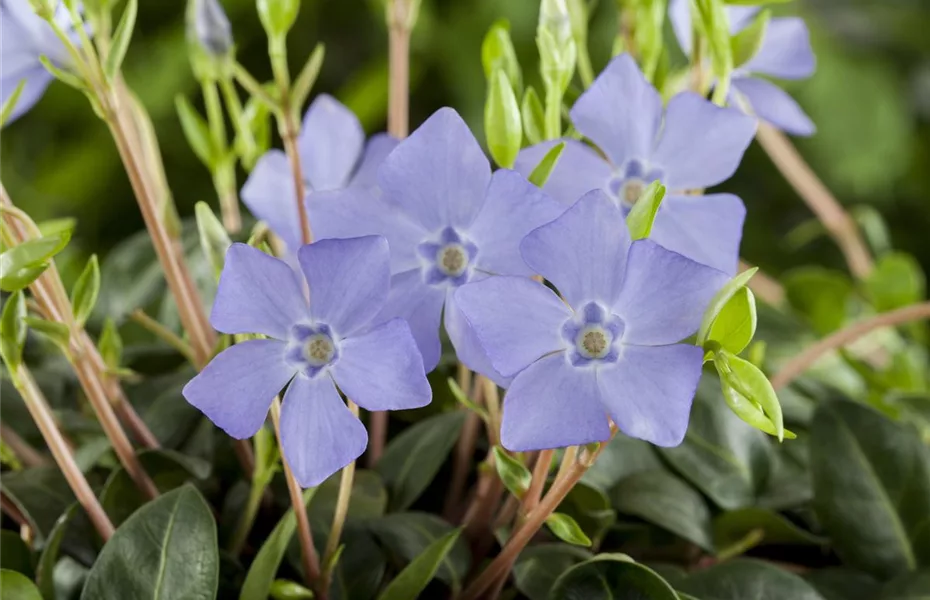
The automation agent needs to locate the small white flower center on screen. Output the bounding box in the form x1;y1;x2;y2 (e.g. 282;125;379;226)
436;243;468;277
576;326;612;359
622;178;645;205
303;334;335;366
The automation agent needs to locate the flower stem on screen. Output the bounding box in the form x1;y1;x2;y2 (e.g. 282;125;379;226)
322;400;359;594
522;449;553;516
130;309;197;364
755;123;874;280
771;301;930;391
10;363;115;540
270;398;322;588
443;368;481;520
388;20;410;138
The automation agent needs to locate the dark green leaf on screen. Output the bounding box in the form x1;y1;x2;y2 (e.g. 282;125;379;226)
581;434;663;492
0;569;42;600
866;252;926;312
783;267;854;334
678;559;825;600
559;482;615;544
528;141;565;188
514;545;592;600
324;525;386;600
309;470;387;538
105;0;137;79
1;466;75;542
376;411;466;511
609;470;714;552
626;181;666;241
757;436;812;510
81;485;218;600
492;446;532;499
811;400;930;579
880;570;930;600
368;512;470;590
549;554;679;600
714;507;825;550
0;530;33;577
707;287;757;356
545;513;592;547
805;568;882;600
377;528;462;600
36;505;77;600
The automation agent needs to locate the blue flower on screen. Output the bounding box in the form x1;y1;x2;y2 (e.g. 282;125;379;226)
182;236;431;487
190;0;233;57
454;191;729;450
669;0;817;136
241;94;398;254
515;54;756;275
1;0;74;122
306;108;566;382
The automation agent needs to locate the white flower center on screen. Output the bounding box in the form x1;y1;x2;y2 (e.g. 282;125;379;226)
436;243;468;277
622;178;645;205
303;334;335;366
576;325;612;359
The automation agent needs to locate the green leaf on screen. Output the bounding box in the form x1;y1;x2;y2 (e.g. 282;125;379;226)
105;0;137;80
176;95;219;168
240;488;316;600
706;287;757;356
97;318;122;369
811;399;930;579
866;252;926;312
0;467;76;542
81;485;218;600
0;79;27;127
377;528;462;600
730;9;770;67
291;43;326;113
521;86;546;146
783;267;854;334
0;570;42;600
376;411;466;511
678;559;823;599
581;434;663;492
0;530;33;577
513;545;592;600
0;231;71;292
545;513;592;547
528;141;565;188
696;268;758;346
481;19;522;92
195;202;232;280
625;181;666;241
367;512;470;591
559;482;615;545
805;568;881;600
23;317;70;355
714;507;825;551
447;377;489;420
269;579;313;600
1;292;27;369
492;446;532;499
485;68;523;169
879;570;930;600
38;56;86;91
36;506;76;600
609;470;715;552
70;254;100;327
549;554;679;600
714;349;786;441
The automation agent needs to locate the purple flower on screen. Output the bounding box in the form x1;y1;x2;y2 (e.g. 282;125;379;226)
1;0;74;122
307;108;565;381
669;0;816;136
515;54;756;275
454;191;729;450
182;236;431;487
241;94;398;254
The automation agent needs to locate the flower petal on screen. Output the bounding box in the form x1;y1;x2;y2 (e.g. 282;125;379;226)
744;18;815;80
378;107;491;231
308;187;428;273
501;353;611;451
614;239;729;346
732;77;815;137
597;344;704;446
649;193;746;275
211;243;309;338
280;374;368;487
444;288;512;388
331;318;431;411
298;236;390;336
241;150;303;252
182;339;293;439
466;169;565;277
520;191;630;308
570;54;663;168
377;269;447;372
350;133;399;188
513;140;612;207
652;92;757;190
298;94;365;191
454;276;570;378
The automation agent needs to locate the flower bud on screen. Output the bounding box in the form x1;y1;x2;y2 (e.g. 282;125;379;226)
191;0;233;57
257;0;300;39
537;0;576;93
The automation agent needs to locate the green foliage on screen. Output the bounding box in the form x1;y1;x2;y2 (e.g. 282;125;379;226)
528;141;565;188
549;555;679;600
492;446;532;499
0;292;27;369
866;252;926;312
730;9;770;68
626;181;666;241
707;287;757;356
0;230;70;292
0;570;43;600
545;512;593;547
106;0;138;80
784;267;854;334
377;528;462;600
70;254;100;327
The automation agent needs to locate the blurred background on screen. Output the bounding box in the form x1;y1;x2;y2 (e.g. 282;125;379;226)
2;0;929;286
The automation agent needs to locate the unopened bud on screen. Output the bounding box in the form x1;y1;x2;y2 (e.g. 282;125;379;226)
192;0;233;56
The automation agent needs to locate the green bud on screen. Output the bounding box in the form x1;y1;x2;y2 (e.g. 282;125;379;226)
0;292;27;369
521;86;546;145
537;0;577;93
706;286;757;356
195;201;232;280
484;69;522;169
714;349;786;441
696;268;757;347
481;20;522;93
241;96;273;170
186;0;235;79
694;0;733;86
71;254;101;328
257;0;300;39
492;446;532;499
545;512;592;546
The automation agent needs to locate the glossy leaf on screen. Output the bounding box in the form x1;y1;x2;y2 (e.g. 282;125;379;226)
805;568;882;600
81;485;219;599
559;482;616;545
714;507;825;550
528;141;565;188
36;506;77;600
492;446;532;499
514;545;592;600
548;554;679;600
626;181;666;241
811;399;930;579
0;570;42;600
368;512;470;590
485;68;523;169
70;255;100;327
714;349;785;441
377;528;462;600
697;268;757;346
376;411;466;511
582;434;663;492
678;559;824;600
545;513;592;547
0;232;71;293
269;579;313;600
706;287;757;356
0;467;75;542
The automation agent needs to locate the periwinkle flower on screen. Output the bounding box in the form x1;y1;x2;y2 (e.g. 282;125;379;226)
189;0;233;57
307;108;565;381
455;192;729;450
242;94;398;255
515;54;756;275
1;0;74;122
182;236;431;487
669;0;816;136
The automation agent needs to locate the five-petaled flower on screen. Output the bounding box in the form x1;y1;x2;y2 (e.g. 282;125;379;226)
455;192;729;450
1;0;75;122
308;107;565;382
242;94;398;255
669;0;817;136
515;54;756;275
182;236;432;487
